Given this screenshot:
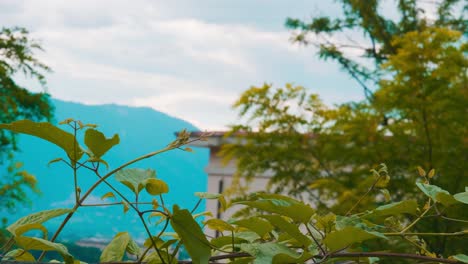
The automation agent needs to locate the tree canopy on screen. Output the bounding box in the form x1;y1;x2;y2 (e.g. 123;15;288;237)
222;1;467;257
0;26;53;213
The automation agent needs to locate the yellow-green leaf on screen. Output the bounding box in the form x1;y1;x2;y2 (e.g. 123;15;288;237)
323;226;386;251
101;192;116;201
84;129;119;158
145;178;169;195
115;168;156;195
100;232;131;262
235;193;314;223
4;249;35;261
261;215;311;247
204;219;234;232
15;236;74;264
416;182;458;206
233;217;274;238
427;169;435;178
7;208;72;235
417;166;426;177
170;205;211;264
0;120;83;162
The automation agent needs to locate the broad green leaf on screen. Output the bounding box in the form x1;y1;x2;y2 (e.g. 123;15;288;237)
7;208;72;235
4;249;35;261
145;178;169;195
261;215;311;247
101;192;115;200
195;192;227;211
100;232;131;262
15;236;74;264
235;193;314;223
204;219;234;232
240;242;309;264
143;251;175;264
126;237;141;256
314;213;336;231
416;182;458;206
115;168;155;195
0;120;83;162
452;254;468;263
364;200;418;221
453;191;468;204
14;223;48;238
143;236;165;248
335;215;377;231
323;226;386;251
84;128;119;158
235;231;261;242
233;217;274;238
170;205;211;264
210;236;248;249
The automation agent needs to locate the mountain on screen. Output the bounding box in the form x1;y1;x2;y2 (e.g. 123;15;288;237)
2;99;209;242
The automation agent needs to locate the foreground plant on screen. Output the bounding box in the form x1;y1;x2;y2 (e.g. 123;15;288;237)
0;119;466;264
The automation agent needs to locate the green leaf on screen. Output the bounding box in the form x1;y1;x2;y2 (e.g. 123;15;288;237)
453;191;468;204
170;205;211;264
204;219;234;232
452;254;468;263
14;223;48;238
100;232;131;262
145;178;169;195
364;200;418;221
0;120;83;162
240;242;310;264
122;201;130;213
126;237;142;257
416;182;458;206
115;168;155;195
15;236;74;264
261;215;311;247
323;226;387;251
101;192;116;200
235;231;261;242
84;128;119;158
47;157;63;167
4;249;36;261
7;208;72;235
195;192;227;211
235;193;314;223
210;236;247;249
233;217;274;238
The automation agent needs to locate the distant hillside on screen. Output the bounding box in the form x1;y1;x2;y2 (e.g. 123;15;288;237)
2;99;209;242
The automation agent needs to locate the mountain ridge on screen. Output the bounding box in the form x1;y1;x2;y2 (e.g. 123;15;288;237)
1;98;209;242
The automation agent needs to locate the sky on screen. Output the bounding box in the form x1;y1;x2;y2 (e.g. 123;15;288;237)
0;0;372;130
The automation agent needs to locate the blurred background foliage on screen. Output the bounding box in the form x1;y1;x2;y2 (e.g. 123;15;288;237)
222;0;467;258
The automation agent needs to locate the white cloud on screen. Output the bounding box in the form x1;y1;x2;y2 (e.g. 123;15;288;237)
4;0;361;130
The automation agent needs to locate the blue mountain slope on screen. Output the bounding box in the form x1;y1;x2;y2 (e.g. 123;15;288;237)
2;99;209;242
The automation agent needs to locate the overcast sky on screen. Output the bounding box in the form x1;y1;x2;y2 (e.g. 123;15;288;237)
1;0;371;130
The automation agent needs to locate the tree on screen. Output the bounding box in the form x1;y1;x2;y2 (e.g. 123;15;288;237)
0;26;53;214
222;2;467;258
285;0;466;100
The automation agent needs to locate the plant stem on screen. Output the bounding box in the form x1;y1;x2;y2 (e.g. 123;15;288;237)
400;203;433;233
384;231;466;237
346;171;384;216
